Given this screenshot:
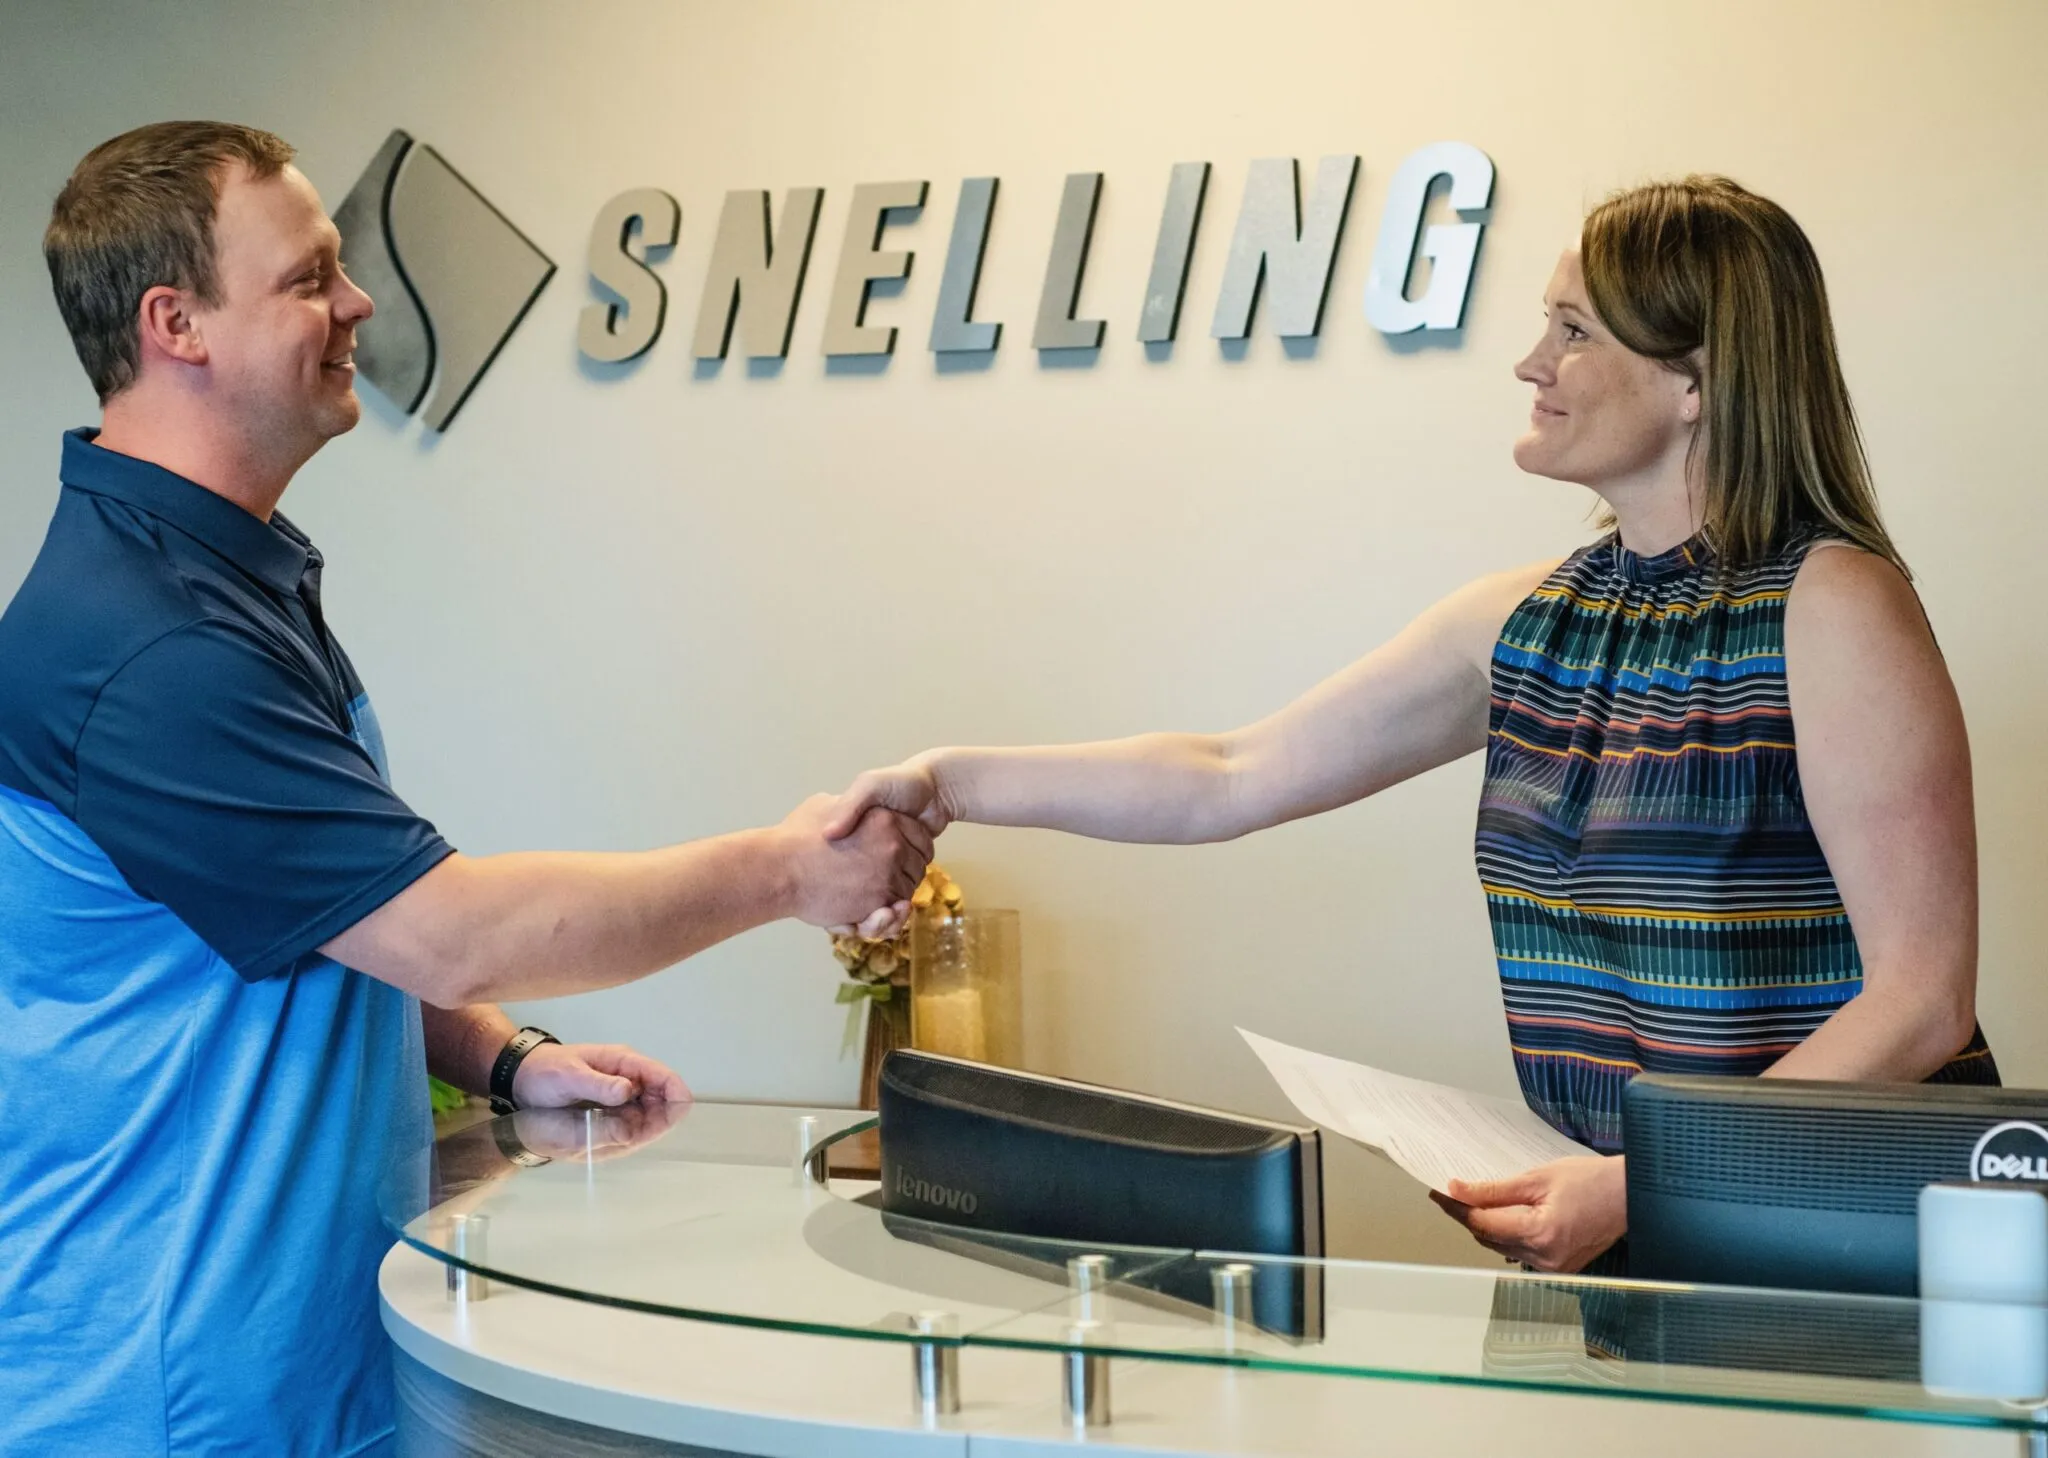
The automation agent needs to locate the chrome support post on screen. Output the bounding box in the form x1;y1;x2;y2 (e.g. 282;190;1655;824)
1067;1252;1112;1320
1061;1319;1112;1429
444;1211;491;1304
794;1114;827;1187
1211;1262;1255;1351
910;1311;961;1422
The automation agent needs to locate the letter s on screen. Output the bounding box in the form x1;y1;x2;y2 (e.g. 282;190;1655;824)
578;189;680;363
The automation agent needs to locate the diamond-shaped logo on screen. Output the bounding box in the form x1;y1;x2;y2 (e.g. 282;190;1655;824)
333;131;555;432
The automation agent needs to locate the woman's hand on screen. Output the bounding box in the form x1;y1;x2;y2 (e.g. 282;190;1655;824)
819;757;952;938
823;756;954;842
1429;1154;1626;1272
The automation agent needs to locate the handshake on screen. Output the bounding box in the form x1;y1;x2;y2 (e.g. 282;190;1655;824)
774;755;952;942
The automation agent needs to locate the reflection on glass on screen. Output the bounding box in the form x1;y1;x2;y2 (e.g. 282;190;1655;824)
1922;1299;2048;1402
372;1103;2048;1437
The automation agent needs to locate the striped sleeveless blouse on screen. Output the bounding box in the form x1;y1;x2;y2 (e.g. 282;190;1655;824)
1477;526;1997;1152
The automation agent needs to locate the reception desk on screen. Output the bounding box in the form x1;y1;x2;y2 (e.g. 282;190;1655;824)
378;1103;2043;1456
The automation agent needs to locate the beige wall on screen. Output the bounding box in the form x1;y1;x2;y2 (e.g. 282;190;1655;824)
2;0;2042;1267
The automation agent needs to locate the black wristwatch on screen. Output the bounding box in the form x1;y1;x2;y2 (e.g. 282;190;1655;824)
488;1026;560;1114
491;1116;552;1169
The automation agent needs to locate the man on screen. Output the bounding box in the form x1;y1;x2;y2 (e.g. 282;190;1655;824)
0;121;930;1457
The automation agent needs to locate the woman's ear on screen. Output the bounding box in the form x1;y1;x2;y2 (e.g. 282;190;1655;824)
1676;352;1704;426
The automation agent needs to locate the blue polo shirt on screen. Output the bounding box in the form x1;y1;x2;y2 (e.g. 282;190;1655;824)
0;430;454;1457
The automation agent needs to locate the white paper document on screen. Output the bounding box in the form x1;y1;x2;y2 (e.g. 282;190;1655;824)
1237;1028;1592;1193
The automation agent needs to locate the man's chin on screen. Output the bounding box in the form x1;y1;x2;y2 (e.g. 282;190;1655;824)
317;393;362;439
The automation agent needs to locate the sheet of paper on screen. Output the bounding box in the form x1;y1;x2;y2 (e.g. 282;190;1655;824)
1238;1027;1592;1193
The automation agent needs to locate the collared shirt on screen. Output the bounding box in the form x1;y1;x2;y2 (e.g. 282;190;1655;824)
0;430;453;1458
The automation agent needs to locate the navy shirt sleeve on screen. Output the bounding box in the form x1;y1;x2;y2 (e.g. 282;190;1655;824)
72;617;454;980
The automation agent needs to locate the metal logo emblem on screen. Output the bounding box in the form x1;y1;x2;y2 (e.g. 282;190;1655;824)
333;130;555;432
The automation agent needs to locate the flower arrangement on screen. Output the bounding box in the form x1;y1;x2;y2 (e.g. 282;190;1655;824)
832;864;963;1105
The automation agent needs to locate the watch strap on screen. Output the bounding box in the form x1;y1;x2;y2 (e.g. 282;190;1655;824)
488;1026;560;1113
491;1116;552;1169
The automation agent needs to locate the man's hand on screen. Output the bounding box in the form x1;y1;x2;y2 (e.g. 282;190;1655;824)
815;759;949;940
511;1040;690;1108
1429;1154;1626;1272
509;1097;687;1162
775;793;932;931
822;756;952;841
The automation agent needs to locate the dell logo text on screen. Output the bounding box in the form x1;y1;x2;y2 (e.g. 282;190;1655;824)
1969;1121;2048;1183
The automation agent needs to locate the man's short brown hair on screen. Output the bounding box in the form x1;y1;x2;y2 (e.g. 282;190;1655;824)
44;121;297;402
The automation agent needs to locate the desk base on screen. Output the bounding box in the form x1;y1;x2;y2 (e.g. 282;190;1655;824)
396;1347;742;1458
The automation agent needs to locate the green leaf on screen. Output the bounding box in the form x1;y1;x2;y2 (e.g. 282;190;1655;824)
835;981;894;1005
427;1075;468;1114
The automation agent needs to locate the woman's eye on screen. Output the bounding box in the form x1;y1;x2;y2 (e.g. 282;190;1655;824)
1563;323;1588;342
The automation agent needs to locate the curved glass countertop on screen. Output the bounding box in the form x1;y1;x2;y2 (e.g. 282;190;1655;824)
381;1099;2048;1438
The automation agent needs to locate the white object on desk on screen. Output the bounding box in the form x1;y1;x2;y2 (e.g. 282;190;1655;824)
1238;1027;1592;1192
1919;1181;2048;1402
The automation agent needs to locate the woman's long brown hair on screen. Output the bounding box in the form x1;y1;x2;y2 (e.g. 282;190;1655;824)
1581;176;1905;575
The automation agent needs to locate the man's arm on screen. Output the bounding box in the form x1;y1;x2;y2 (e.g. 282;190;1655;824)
324;795;931;1009
421;1001;689;1105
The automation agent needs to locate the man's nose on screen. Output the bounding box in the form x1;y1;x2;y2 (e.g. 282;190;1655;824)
339;276;375;325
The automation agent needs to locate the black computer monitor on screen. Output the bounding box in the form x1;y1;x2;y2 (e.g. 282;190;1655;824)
876;1050;1324;1337
1625;1073;2048;1296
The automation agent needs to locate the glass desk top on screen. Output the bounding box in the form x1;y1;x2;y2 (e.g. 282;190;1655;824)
381;1100;2048;1438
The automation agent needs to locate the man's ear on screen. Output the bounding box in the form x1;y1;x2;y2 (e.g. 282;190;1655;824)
136;285;208;371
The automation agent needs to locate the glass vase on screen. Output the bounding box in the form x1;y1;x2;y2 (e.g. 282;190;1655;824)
909;908;1022;1067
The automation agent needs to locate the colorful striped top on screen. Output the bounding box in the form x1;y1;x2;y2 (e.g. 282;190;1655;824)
1477;526;1997;1152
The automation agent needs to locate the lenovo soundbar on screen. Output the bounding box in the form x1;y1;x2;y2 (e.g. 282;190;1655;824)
876;1049;1323;1337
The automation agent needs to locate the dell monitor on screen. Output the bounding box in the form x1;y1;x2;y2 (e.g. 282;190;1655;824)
1626;1072;2048;1296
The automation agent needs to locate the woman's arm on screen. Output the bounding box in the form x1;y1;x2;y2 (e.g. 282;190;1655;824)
1767;543;1979;1081
827;561;1559;849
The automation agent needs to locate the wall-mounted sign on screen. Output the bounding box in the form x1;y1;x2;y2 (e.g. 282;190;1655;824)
337;133;1493;431
581;143;1495;368
334;131;555;432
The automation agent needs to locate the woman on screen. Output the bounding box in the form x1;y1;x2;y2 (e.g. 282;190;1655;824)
828;176;1997;1274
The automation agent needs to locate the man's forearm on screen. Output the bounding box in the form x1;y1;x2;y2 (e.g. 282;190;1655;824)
421;1001;520;1094
327;829;795;1007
